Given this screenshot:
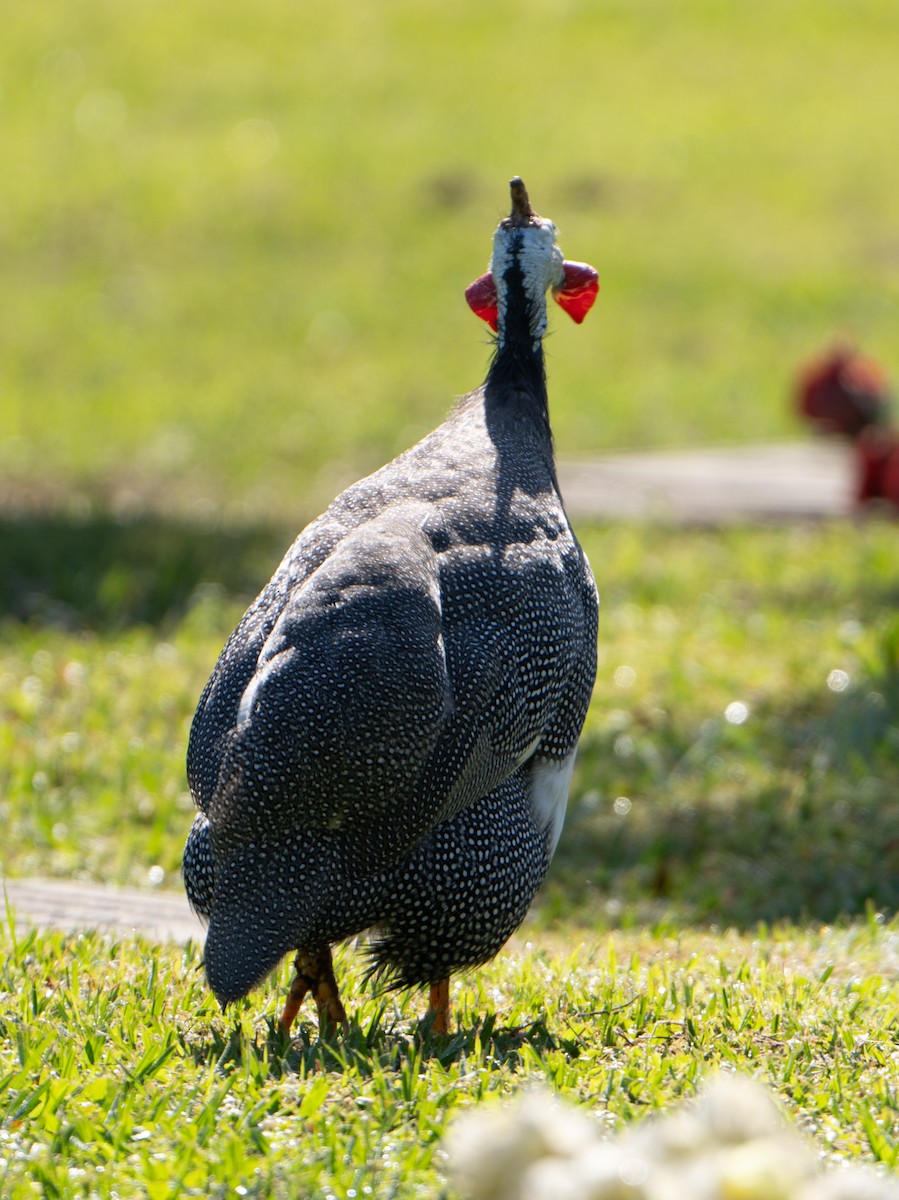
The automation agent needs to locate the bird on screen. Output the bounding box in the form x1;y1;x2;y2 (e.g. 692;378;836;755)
795;341;891;441
183;177;600;1035
795;341;899;510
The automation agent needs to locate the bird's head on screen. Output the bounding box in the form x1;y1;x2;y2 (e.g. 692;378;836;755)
796;340;893;440
465;177;598;348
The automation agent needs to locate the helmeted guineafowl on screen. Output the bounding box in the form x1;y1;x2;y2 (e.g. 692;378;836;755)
183;177;599;1034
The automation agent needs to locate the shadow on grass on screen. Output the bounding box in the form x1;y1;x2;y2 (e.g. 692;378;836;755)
0;510;296;630
8;508;898;634
550;641;899;930
181;1007;582;1081
6;504;898;934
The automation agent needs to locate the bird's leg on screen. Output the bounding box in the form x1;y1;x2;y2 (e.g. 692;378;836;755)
305;946;349;1034
277;969;312;1033
427;977;451;1035
278;946;348;1036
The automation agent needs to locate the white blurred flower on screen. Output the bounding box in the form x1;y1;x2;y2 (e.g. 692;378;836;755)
444;1075;899;1200
521;1157;590;1200
445;1089;596;1200
569;1142;634;1198
513;1089;598;1159
690;1072;784;1145
798;1169;899;1200
444;1108;530;1200
638;1110;710;1161
717;1136;816;1199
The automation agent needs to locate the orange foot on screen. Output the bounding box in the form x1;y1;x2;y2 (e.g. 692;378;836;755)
428;977;451;1035
278;945;348;1036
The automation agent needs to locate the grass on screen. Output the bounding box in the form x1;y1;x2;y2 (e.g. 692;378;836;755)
2;0;899;1194
2;917;899;1198
2;0;898;519
2;516;899;1194
2;518;898;923
4;526;898;1200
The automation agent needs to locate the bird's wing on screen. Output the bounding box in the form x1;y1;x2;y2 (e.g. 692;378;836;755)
186;511;351;814
203;504;455;868
414;530;597;828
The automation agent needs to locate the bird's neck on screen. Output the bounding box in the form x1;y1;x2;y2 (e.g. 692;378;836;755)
485;250;550;409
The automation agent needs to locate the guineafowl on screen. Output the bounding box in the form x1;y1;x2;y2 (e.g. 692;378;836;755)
795;342;899;510
183;177;599;1034
795;341;891;440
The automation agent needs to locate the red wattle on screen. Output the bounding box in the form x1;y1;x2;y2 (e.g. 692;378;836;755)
465;272;499;331
553;260;599;324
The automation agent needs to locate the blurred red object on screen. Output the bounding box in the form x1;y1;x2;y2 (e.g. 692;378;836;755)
795;343;892;439
857;427;899;508
795;343;897;509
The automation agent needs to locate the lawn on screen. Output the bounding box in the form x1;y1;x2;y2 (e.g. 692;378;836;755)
2;0;898;518
2;518;899;924
2;917;899;1197
2;0;899;1196
2;516;898;1197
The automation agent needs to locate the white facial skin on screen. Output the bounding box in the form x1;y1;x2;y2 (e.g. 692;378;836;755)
490;218;567;347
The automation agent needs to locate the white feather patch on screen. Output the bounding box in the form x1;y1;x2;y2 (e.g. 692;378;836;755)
529;749;577;859
236;649;293;727
490;218;566;348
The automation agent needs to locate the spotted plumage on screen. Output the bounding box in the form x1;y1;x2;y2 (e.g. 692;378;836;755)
183;178;599;1031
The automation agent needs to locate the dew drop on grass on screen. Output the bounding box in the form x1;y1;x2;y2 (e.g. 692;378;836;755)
650;606;678;634
579;790;601;814
154;642;178;666
827;669;850;692
62;661;86;687
614;734;634;759
724;701;749;725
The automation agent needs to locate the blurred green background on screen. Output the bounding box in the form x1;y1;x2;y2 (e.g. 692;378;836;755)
3;11;899;1190
3;0;897;521
2;0;898;928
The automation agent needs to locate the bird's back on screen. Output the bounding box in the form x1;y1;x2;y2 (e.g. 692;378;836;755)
188;382;595;872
